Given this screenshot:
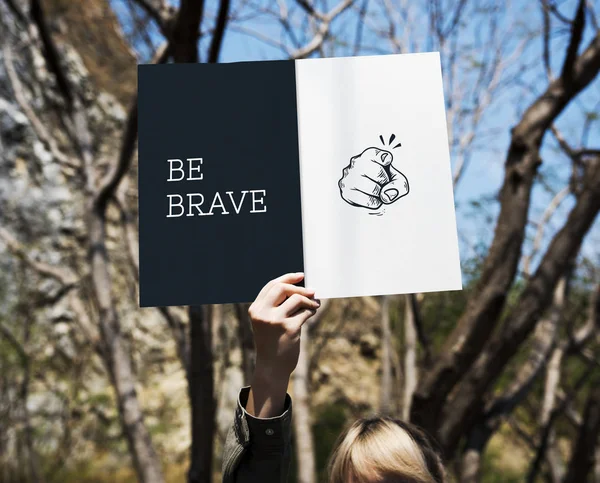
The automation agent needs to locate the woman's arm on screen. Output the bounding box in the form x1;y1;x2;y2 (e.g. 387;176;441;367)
222;272;320;483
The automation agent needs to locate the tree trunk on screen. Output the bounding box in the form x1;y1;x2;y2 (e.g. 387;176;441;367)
234;303;256;385
540;349;565;482
88;210;165;483
436;157;600;453
379;296;393;415
460;429;485;483
292;327;317;483
402;294;418;421
291;302;332;483
20;317;44;483
457;275;568;482
188;305;216;483
412;27;600;434
563;385;600;483
594;445;600;483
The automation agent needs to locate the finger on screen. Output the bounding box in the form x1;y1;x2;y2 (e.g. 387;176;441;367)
264;283;316;308
341;159;389;186
288;308;317;331
380;167;409;204
279;293;320;316
339;173;382;197
256;272;304;302
360;147;393;167
340;187;382;209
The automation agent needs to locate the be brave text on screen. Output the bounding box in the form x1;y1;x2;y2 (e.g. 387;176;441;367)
165;158;267;218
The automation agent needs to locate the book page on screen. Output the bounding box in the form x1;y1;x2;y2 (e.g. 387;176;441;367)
295;52;462;298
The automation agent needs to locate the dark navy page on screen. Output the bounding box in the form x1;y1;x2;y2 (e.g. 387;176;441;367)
138;60;304;307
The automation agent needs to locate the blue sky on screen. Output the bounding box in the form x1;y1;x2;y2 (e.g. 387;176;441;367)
113;0;600;273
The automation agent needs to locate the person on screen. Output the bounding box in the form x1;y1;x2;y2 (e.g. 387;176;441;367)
222;273;448;483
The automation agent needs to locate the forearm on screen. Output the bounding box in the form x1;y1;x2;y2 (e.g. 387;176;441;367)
246;364;290;418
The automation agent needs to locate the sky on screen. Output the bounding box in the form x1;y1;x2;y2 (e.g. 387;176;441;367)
112;0;600;276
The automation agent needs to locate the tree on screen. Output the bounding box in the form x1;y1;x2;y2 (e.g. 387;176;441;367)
1;0;599;482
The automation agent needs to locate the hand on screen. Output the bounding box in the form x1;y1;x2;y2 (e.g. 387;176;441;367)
246;272;320;417
249;272;319;378
338;147;409;209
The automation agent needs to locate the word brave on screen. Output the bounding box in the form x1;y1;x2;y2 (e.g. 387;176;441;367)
165;158;268;218
167;191;267;217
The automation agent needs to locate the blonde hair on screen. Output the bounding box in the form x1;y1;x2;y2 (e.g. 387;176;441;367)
328;417;447;483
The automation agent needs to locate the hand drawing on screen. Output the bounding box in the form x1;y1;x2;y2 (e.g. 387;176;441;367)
338;134;409;211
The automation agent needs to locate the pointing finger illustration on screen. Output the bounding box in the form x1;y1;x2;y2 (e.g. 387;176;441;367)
338;141;408;211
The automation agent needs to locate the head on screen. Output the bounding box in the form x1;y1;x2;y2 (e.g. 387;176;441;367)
328;416;447;483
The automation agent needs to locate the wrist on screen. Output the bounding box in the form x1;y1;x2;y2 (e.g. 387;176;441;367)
253;362;292;388
247;362;291;418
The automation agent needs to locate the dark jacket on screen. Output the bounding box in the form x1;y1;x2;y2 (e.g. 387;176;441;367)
222;387;293;483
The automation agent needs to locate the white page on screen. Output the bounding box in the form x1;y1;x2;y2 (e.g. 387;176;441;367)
295;52;462;299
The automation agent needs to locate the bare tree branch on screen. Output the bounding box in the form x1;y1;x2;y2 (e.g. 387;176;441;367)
413;30;600;437
95;42;169;214
459;275;569;482
131;0;174;33
29;0;74;108
352;0;369;55
0;321;28;362
171;0;206;62
522;186;570;277
207;0;231;63
2;41;76;168
560;0;586;84
527;363;596;483
563;384;600;483
0;227;77;287
437;156;600;454
291;0;353;59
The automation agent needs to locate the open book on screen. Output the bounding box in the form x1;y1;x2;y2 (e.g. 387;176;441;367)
138;52;461;307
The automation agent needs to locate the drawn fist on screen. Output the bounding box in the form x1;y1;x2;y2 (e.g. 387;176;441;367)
338;147;409;209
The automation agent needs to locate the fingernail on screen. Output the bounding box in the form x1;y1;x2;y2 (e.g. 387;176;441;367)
381;153;388;162
384;188;399;201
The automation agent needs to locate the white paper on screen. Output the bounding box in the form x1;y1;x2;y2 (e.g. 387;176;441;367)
295;52;462;298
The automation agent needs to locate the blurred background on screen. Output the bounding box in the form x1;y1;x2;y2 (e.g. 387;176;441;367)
0;0;599;482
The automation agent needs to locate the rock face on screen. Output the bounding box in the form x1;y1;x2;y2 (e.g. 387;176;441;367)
0;1;184;479
0;2;387;480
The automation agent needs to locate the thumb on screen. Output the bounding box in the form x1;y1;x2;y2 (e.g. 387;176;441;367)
380;166;409;204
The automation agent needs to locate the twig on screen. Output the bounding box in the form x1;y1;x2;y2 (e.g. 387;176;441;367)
95;42;170;213
526;359;596;483
0;227;77;287
541;0;553;79
2;43;76;168
291;0;353;59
